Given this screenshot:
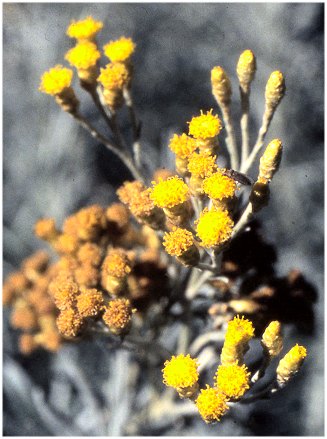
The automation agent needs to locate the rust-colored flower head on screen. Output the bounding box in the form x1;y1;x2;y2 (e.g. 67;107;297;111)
53;233;80;256
106;203;130;235
163;227;200;267
117;180;146;205
22;250;50;281
19;334;38;355
102;298;135;335
75;205;107;241
76;287;104;317
56;308;84;338
10;300;38;331
77;242;103;267
50;277;79;311
101;248;133;295
34;218;59;242
34;329;62;352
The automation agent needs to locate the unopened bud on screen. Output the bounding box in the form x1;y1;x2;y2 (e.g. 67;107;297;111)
265;71;285;110
276;344;307;386
236;50;256;89
261;321;283;358
259;139;283;182
211;66;232;106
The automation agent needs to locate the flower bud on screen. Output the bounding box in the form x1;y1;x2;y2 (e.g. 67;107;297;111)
211;66;232;106
265;71;285;110
236;50;256;90
261;321;283;358
276;344;307;386
259;139;283;182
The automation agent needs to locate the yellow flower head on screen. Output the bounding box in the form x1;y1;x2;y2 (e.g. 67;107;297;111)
150;176;189;209
163;227;194;257
77;242;103;267
66;16;103;41
276;344;307;385
195;386;229;424
188;110;222;139
202;170;237;200
169;133;197;159
215;363;250;399
187;152;217;178
195;208;234;248
34;217;58;241
98;62;130;90
225;315;255;345
39;65;73;96
128;188;155;218
162;354;199;389
65;41;101;70
103;37;136;62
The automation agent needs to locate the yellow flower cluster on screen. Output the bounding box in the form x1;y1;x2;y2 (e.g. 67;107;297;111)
150;176;189;209
215;363;250;399
188;110;222;140
98;62;130;90
104;37;136;62
202;171;237;201
65;41;101;70
162;354;199;398
195;208;234;248
195;386;229;423
66;16;103;41
39;65;73;96
169;133;197;159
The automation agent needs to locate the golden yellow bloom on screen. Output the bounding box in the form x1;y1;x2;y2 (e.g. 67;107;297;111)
215;363;250;399
11;300;38;331
187;152;217;178
188;110;222;139
39;65;73;96
66;16;103;41
162;354;199;398
76;287;104;317
195;208;234;248
98;62;130;90
225;315;255;344
220;315;255;365
34;218;58;241
259;139;283;183
150;176;189;209
261;321;283;358
56;308;84;338
22;250;49;279
195;386;229;424
169;133;197;159
103;37;136;62
102;298;135;335
276;344;307;386
211;67;232;106
102;248;132;278
202;171;237;200
265;70;285;109
65;41;101;70
129;188;165;229
236;50;256;88
163;227;194;257
163;227;200;266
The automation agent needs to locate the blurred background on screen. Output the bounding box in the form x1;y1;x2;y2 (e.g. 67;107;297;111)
3;3;324;435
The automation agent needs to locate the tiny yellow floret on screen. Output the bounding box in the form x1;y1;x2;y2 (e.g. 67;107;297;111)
150;176;189;209
65;41;101;70
169;133;198;159
195;386;229;424
195;208;234;248
98;63;130;90
103;37;136;62
66;16;103;41
203;171;237;200
187;152;217;178
215;363;250;399
188;110;222;139
162;354;199;389
39;65;73;96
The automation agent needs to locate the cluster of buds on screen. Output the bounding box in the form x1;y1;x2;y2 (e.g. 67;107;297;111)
39;16;136;112
162;316;307;424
